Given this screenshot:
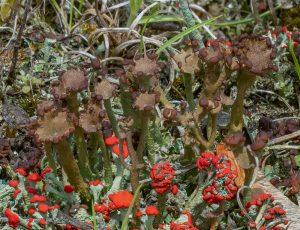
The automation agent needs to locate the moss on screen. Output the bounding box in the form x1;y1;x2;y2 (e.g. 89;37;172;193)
281;6;300;28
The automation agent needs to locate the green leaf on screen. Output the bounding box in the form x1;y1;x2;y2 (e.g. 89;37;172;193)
289;40;300;81
295;155;300;167
0;0;15;21
156;15;222;54
138;15;184;24
127;0;143;26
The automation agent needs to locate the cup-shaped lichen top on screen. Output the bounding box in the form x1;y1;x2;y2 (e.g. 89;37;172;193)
234;35;277;76
34;108;75;143
130;53;161;77
94;79;116;101
51;69;88;99
199;39;233;65
173;47;200;74
79;101;104;133
134;92;159;111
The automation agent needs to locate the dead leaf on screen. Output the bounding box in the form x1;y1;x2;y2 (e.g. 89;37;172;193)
216;144;245;187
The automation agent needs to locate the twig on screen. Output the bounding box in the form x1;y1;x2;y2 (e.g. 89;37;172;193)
104;1;129;12
266;145;300;150
252;89;294;112
130;2;159;30
250;0;260;24
267;130;300;146
6;0;31;85
236;186;252;221
267;0;278;26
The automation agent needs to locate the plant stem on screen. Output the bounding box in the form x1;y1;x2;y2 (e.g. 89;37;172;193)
104;99;120;135
44;143;56;172
88;132;101;174
69;0;75;29
126;131;141;193
98;132;113;186
153;193;167;228
213;5;281;27
54;139;90;202
183;73;195;111
67;93;93;180
6;0;31;85
74;128;93;179
136;112;150;161
228;72;256;133
104;99;130;169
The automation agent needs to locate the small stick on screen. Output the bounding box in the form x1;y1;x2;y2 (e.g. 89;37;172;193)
6;0;31;85
268;130;300;146
267;0;278;26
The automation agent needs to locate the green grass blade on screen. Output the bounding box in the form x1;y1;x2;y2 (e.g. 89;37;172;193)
213;5;281;27
289;40;300;81
156;15;222;54
138;15;185;24
127;0;143;26
121;184;144;230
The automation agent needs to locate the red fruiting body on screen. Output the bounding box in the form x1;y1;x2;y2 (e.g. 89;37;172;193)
89;179;102;186
13;189;21;199
27;173;42;183
50;204;60;210
8;180;19;188
105;135;129;158
38;203;50;213
111;141;129;158
39;218;46;225
105;136;119;146
198;151;238;204
145;206;159;216
16;168;27;176
135;210;143;218
170;211;198;230
41;167;52;178
94;203;110;222
108;190;133;210
27;218;34;229
28;207;36;215
30;194;47;203
5;208;20;228
150;162;175;194
64;185;75;193
196;152;214;170
242;193;288;228
171;184;179;195
26;187;37;195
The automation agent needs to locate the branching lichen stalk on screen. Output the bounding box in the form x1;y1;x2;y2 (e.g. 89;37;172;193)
54;139;90;202
44;142;57;172
98;132;113;186
183;73;195;111
229;71;256;133
67;93;93;179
